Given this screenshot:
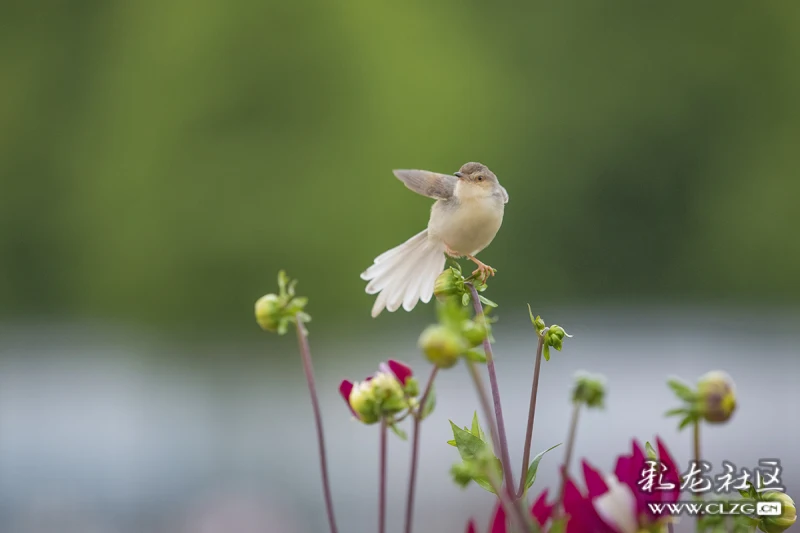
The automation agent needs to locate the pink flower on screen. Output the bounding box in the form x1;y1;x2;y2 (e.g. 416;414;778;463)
467;438;680;533
463;491;554;533
338;360;414;424
594;438;680;533
557;438;680;533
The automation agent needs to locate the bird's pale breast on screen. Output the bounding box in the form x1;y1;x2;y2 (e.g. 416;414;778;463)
428;194;504;256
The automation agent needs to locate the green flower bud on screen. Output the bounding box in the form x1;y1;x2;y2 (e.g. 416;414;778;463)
434;268;462;301
404;376;420;398
369;372;407;415
419;324;464;368
527;304;546;336
572;372;606;408
697;371;736;423
758;492;796;533
461;319;488;348
254;271;310;335
348;381;380;424
255;294;282;332
451;462;477;488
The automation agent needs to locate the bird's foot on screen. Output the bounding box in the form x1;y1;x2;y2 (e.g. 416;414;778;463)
467;255;496;281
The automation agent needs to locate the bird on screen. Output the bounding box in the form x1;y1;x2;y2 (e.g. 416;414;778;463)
361;162;508;318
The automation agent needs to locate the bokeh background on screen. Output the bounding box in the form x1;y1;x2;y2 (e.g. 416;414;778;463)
1;1;798;532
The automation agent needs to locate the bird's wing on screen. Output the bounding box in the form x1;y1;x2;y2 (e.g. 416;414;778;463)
499;185;509;204
392;170;456;200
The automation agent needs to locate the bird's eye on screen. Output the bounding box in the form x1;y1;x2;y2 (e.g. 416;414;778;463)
477;176;483;181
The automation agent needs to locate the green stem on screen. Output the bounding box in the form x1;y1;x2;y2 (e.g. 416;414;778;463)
517;333;546;499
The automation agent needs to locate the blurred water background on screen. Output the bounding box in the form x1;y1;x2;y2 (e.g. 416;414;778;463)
1;1;799;532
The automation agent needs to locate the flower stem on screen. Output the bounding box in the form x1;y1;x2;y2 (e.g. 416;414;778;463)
294;316;339;533
466;283;516;497
517;333;546;499
486;470;535;533
555;402;581;511
379;418;387;533
693;419;702;522
465;360;531;531
403;366;439;533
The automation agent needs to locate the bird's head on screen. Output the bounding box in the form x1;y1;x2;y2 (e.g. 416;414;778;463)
454;162;499;194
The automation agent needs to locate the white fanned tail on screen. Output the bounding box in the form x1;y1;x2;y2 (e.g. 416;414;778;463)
361;229;446;317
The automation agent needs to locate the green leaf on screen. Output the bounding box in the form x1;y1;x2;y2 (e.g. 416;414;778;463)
464;349;487;363
389;424;407;440
421;386;436;420
470;411;481;438
277;270;289;294
473;477;497;494
549;517;568;533
543;344;551;361
665;407;687;418
277;319;290;336
644;441;657;461
479;295;498;308
667;379;696;402
462;293;470;306
447;439;456;447
524;443;562;490
449;421;487;461
677;415;695;431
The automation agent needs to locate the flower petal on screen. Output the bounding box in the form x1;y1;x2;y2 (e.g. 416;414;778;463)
583;460;610;498
656;437;681;504
563;478;616;533
338;380;357;418
490;502;507;533
593;475;638;533
388;359;413;385
465;519;477;533
531;489;554;526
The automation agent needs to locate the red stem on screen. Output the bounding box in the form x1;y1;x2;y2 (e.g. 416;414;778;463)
466;284;515;496
403;367;439;533
295;316;339;533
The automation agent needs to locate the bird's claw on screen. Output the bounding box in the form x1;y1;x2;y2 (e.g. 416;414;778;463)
470;260;496;282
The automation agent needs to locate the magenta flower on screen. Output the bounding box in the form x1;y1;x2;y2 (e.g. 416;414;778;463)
552;437;680;533
463;491;553;533
338;359;416;424
594;438;680;533
467;438;680;533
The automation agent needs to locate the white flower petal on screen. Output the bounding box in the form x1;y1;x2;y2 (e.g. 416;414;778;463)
593;474;638;533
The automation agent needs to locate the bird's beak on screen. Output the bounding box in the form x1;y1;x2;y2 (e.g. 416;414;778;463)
454;172;463;178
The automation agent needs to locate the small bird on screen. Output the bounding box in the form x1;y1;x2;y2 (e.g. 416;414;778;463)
361;162;508;317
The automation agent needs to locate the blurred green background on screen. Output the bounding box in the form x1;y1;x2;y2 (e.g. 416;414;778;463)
2;2;800;533
2;1;799;334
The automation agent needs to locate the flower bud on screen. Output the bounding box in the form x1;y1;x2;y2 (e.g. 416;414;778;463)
758;492;796;533
419;325;464;368
572;372;606;408
369;372;407;415
255;294;282;332
461;319;488;348
403;377;420;398
348;381;380;424
434;268;462;301
697;371;736;423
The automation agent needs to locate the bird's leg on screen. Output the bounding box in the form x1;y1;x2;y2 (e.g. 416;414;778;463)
466;254;496;280
444;244;462;258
